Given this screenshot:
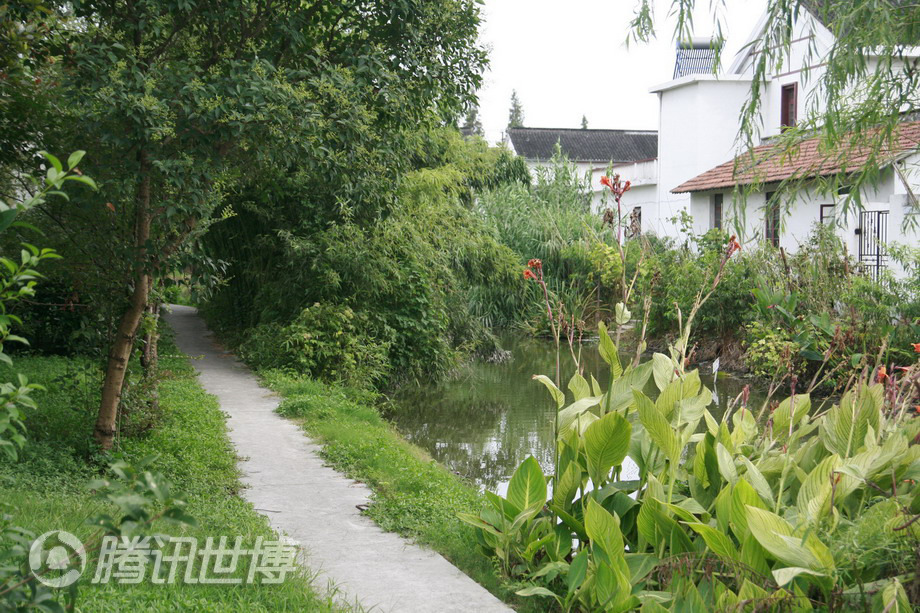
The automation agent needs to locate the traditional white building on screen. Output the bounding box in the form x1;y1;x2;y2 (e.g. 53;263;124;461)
505;127;658;215
647;9;920;278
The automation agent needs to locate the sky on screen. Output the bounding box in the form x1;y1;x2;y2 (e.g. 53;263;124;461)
476;0;766;143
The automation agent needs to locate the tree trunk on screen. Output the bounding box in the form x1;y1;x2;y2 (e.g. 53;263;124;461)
140;301;160;415
94;151;152;449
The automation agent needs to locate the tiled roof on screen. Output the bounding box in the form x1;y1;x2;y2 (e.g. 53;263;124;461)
672;121;920;193
507;127;658;163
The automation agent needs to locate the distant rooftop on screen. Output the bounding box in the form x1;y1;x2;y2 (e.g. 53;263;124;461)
507;127;658;163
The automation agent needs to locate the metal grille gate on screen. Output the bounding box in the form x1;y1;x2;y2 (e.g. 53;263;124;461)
857;210;889;280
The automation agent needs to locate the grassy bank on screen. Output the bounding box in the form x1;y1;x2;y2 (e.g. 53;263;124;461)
0;342;339;611
262;370;537;611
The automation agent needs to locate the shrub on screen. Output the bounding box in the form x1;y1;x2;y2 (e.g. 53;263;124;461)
743;320;802;379
238;303;390;387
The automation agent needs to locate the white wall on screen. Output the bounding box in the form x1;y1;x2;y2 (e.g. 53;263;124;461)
650;76;753;237
525;158;659;219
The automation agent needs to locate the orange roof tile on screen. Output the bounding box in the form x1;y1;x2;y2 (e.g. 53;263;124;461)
672;121;920;193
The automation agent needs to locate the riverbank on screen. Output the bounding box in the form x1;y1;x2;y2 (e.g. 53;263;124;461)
0;340;338;611
261;369;542;611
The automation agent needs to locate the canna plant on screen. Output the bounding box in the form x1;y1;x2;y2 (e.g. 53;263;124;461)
462;294;920;609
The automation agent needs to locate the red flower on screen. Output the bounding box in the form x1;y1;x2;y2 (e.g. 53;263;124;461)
600;175;612;188
523;269;537;280
726;235;741;258
624;181;631;191
913;342;920;353
527;258;542;270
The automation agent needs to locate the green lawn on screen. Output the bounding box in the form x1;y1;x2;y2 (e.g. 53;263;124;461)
263;371;539;612
0;343;341;612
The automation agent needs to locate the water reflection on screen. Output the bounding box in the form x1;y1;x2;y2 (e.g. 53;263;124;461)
392;334;765;496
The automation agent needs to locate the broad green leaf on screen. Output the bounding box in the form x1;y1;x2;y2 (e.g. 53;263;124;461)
684;522;739;560
598;321;623;378
533;374;564;409
568;372;591;401
739;457;774;506
515;586;559;599
772;566;827;587
485;490;520;520
821;385;881;458
567;549;588;595
656;378;682;418
614;302;631;325
0;209;18;234
715;442;738;485
558;396;602;435
41;150;63;173
552;462;581;508
506;456;546;513
730;478;764;539
745;506;834;571
551;503;587;541
67;150;86;169
585;411;631;486
635;390;679;466
772;394;811;436
652;353;675;391
585;497;624;557
457;512;502;537
531;560;569;580
878;577;911;613
625;553;658;585
796;454;838;522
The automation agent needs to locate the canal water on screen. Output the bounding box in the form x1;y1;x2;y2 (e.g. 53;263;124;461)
392;334;766;496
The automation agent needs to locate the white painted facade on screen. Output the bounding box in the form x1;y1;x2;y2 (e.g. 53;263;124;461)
648;7;920;277
519;157;657;218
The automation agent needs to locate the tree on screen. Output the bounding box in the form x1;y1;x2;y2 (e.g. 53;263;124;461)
463;105;484;137
581;115;589;129
38;0;486;449
507;90;525;129
631;0;920;223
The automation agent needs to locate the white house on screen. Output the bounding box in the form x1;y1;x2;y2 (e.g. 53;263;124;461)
505;127;658;216
648;9;920;278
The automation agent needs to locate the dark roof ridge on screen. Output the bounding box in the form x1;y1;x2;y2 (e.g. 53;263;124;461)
509;126;657;133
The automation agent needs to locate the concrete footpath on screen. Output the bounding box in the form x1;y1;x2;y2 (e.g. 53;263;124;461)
164;305;511;613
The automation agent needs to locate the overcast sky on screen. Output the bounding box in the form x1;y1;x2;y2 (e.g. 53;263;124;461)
476;0;766;143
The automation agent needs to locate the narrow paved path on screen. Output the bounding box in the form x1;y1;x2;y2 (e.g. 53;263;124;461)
165;305;510;613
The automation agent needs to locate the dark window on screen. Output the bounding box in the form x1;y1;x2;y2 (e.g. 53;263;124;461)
712;193;723;229
765;192;780;247
781;84;797;129
820;204;835;224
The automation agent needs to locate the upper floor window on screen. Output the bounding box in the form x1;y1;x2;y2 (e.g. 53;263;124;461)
711;193;723;230
781;84;797;129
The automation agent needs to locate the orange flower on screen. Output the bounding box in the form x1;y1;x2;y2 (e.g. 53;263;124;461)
600;175;612;188
913;342;920;353
527;258;542;270
876;366;888;383
523;269;536;280
726;235;741;258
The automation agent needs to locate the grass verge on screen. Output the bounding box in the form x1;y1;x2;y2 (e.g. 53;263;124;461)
0;340;340;612
262;370;538;612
